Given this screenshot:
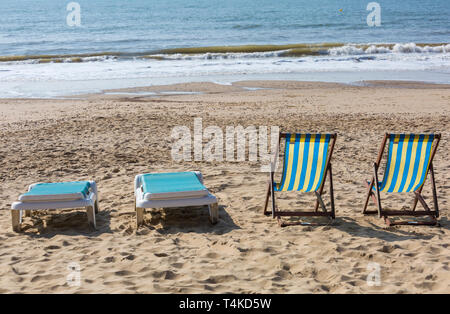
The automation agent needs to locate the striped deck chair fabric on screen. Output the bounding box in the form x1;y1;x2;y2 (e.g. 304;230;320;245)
375;134;434;193
275;134;332;192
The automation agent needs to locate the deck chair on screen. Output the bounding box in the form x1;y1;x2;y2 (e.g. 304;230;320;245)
263;133;337;226
11;181;99;232
134;171;219;227
363;133;441;226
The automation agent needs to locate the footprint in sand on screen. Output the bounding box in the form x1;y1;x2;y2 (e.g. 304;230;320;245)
115;270;133;276
104;256;116;263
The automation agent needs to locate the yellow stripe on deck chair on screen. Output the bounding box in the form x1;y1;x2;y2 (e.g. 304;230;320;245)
292;134;307;191
380;134;400;192
402;134;420;192
281;135;297;191
392;134;411;192
310;134;328;191
410;134;432;192
302;135;317;191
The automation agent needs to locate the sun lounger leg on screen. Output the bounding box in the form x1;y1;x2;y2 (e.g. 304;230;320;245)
94;200;99;214
136;207;144;227
208;203;219;224
11;210;21;232
86;206;96;229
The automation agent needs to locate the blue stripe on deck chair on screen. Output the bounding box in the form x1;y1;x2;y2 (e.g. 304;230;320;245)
275;134;331;192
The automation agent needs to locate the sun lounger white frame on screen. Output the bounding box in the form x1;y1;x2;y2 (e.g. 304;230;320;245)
134;171;219;227
11;181;99;232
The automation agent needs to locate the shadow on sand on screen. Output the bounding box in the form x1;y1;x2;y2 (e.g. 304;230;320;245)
19;209;112;238
139;204;240;235
331;216;444;242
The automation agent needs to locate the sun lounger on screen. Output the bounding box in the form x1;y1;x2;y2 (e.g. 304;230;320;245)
363;133;441;226
134;171;219;227
11;181;99;232
263;133;337;226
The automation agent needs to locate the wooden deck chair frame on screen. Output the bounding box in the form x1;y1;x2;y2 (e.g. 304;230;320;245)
363;133;441;226
263;133;337;227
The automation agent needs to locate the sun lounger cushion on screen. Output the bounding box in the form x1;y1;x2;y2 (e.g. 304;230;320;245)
18;181;91;202
141;172;209;200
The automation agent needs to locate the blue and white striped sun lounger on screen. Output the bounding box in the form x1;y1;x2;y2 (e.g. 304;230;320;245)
11;181;99;232
363;133;441;226
134;171;218;227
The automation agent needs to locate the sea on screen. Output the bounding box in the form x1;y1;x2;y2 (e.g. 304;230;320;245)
0;0;449;98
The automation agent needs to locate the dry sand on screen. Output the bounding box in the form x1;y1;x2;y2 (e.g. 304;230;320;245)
0;80;449;293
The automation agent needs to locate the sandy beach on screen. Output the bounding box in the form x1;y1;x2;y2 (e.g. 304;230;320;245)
0;80;449;293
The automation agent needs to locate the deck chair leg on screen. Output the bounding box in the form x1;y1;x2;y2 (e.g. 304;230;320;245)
86;206;96;229
277;216;285;227
363;178;375;214
314;163;335;214
373;163;383;218
11;210;21;232
315;191;327;212
314;185;325;212
430;164;439;217
414;191;431;212
412;185;424;211
263;181;271;216
314;164;331;213
364;133;388;217
363;188;371;212
270;178;276;219
329;164;336;219
94;200;99;214
208;203;219;224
